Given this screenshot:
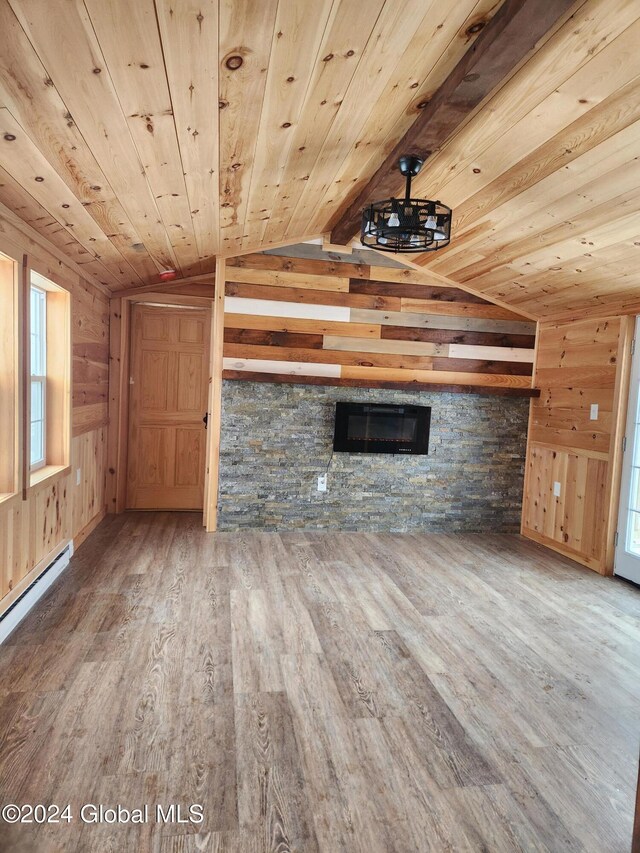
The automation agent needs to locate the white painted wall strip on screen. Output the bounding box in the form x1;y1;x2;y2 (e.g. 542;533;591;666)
225;297;350;323
223;357;341;378
448;344;535;363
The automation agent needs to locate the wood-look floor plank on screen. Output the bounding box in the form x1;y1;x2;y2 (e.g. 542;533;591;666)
374;630;500;788
235;691;318;851
279;651;387;853
0;514;637;852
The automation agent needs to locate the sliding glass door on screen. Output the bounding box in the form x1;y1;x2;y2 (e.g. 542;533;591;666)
615;316;640;583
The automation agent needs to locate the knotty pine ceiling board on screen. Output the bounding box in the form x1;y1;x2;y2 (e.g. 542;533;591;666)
218;0;280;252
0;0;499;294
277;0;501;247
82;0;200;271
0;0;163;289
258;0;388;247
0;0;638;324
0;108;133;291
235;0;337;252
412;0;640;319
6;0;182;281
263;243;412;269
300;0;507;240
0;163;126;287
154;0;220;265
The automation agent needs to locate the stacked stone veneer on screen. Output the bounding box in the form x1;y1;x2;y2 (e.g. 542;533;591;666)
218;380;529;532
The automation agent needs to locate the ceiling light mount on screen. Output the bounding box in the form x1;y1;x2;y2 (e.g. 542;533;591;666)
398;154;424;177
360;155;452;253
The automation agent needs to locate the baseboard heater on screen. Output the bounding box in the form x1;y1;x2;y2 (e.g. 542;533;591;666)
0;540;74;645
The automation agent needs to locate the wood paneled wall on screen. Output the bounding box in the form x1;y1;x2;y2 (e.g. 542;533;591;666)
0;429;106;602
72;279;109;438
0;210;109;615
221;253;538;395
521;315;633;574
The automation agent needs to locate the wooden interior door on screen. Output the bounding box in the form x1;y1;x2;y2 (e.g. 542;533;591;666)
126;303;210;510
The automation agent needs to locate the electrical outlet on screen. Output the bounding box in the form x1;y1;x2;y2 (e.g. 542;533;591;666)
317;474;327;492
76;468;81;486
590;403;599;420
553;481;561;497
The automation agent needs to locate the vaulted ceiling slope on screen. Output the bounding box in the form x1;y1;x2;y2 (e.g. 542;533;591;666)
0;0;502;292
378;0;640;321
1;0;640;323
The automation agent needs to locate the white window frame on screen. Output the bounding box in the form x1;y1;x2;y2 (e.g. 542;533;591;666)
615;316;640;583
0;247;18;501
29;283;47;472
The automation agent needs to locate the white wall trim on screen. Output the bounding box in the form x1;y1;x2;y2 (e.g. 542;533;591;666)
0;539;74;645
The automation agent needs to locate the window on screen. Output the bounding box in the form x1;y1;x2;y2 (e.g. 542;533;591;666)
27;270;71;485
0;257;71;496
0;256;71;498
30;284;47;470
0;249;18;500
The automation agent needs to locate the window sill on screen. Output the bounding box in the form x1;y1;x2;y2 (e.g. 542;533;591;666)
0;491;18;506
29;464;70;489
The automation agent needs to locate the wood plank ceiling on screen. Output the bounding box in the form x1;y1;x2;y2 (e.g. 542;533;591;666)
0;0;501;291
330;0;640;320
0;0;639;322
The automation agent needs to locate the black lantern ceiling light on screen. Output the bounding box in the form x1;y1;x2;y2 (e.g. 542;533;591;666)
361;155;452;253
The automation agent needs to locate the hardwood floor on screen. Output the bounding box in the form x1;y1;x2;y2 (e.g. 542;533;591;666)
0;513;638;852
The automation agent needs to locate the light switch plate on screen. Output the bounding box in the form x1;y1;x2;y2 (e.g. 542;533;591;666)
317;474;327;492
76;468;81;486
590;403;599;420
553;481;561;497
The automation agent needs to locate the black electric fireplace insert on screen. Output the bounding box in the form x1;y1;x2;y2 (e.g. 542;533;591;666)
333;401;431;455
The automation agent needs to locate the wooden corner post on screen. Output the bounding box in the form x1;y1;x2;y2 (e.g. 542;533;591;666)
106;296;130;513
204;258;225;531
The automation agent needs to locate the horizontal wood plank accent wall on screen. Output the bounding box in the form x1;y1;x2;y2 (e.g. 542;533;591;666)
0;210;108;614
222;253;537;395
521;315;633;574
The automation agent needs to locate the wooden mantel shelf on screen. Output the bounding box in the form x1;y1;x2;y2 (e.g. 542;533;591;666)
223;370;540;398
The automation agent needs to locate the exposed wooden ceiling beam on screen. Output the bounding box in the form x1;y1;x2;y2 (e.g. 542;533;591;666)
328;0;578;246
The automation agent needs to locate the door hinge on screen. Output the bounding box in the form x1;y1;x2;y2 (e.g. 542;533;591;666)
632;338;636;355
615;531;619;547
623;435;627;452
